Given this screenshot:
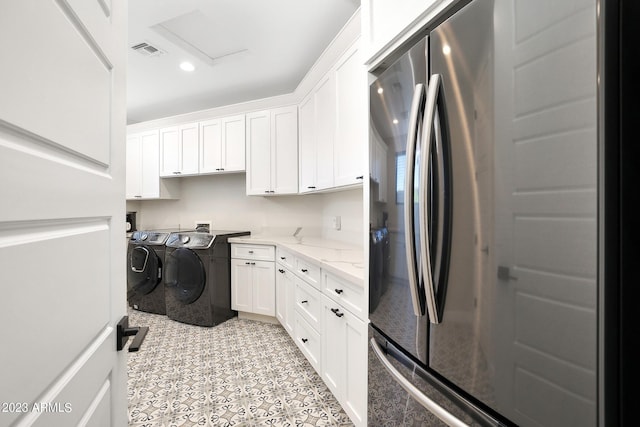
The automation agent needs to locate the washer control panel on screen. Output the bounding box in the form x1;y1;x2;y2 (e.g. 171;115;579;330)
166;232;215;249
131;231;172;245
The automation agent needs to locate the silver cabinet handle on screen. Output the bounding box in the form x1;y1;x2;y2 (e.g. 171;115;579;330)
370;338;468;427
404;83;427;317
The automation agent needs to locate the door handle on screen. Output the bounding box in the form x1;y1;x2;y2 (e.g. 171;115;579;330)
116;316;148;352
370;338;469;427
420;74;450;325
404;83;427;317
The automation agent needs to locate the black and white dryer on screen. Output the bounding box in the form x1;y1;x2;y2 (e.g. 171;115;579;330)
127;230;174;315
164;230;250;327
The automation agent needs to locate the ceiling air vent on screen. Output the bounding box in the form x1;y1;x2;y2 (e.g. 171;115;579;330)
130;42;165;57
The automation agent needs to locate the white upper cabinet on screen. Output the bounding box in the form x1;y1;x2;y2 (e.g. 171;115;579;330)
363;0;443;60
246;106;298;196
200;114;246;174
334;44;366;187
298;95;317;192
299;74;335;193
272;107;299;194
126;133;142;199
126;130;180;200
160;122;199;177
298;41;365;194
246;111;271;194
315;75;336;191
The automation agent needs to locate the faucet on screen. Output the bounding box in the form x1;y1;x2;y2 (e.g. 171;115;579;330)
293;227;303;242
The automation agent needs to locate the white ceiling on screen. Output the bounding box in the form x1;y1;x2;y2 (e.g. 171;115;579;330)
127;0;360;124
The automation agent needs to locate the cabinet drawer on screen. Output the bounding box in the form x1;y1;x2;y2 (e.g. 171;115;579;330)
296;258;321;289
294;277;322;330
294;313;321;372
231;244;275;261
276;247;296;271
323;272;365;321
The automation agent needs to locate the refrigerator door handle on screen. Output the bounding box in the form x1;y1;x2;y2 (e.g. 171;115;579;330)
419;74;442;324
370;338;469;427
404;83;427;317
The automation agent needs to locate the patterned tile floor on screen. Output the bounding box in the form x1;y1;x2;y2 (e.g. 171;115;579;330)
127;308;353;427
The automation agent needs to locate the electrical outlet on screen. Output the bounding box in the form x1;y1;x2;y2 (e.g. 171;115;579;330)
194;221;211;232
332;216;341;230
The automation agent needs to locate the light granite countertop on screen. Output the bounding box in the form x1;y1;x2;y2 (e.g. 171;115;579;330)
228;235;365;286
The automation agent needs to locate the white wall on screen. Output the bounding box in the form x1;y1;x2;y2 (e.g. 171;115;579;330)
320;187;363;245
128;173;363;246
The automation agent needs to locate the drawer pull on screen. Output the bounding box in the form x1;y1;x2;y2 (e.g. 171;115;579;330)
334;288;344;295
301;300;308;304
331;308;344;318
301;338;308;344
245;262;251;265
248;250;254;254
280;256;286;260
279;269;285;274
301;269;308;273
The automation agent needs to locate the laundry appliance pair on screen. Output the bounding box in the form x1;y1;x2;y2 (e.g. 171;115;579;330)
127;229;250;326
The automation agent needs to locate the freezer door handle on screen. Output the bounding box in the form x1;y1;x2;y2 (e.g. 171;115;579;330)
370;338;469;427
404;83;427;317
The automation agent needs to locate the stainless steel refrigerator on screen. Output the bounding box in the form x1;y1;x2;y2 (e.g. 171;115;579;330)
367;0;618;425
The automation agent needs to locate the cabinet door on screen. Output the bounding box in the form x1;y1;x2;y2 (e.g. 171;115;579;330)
160;126;180;177
298;95;316;193
140;130;160;198
321;295;368;426
322;296;345;397
126;134;141;199
314;74;336;190
246;111;272;195
334;44;365;187
200;118;223;173
231;259;253;312
276;267;286;325
284;270;295;335
252;260;275;316
222;115;246;172
180;122;199;175
272;106;298;194
343;312;367;426
276;267;295;334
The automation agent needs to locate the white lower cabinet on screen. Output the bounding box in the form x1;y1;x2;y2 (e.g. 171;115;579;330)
321;294;367;426
231;244;276;316
260;244;367;427
275;265;295;335
294;312;322;372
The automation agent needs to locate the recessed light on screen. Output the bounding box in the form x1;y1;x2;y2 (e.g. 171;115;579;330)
377;87;384;94
180;61;195;72
393;119;398;124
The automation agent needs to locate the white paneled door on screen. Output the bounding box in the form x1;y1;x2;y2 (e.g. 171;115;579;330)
0;1;128;426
